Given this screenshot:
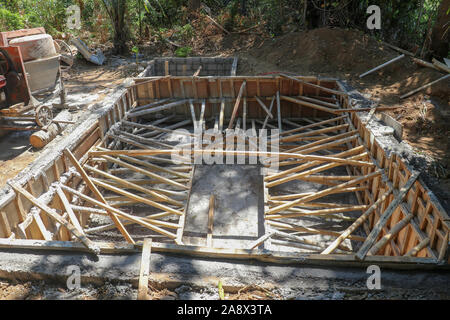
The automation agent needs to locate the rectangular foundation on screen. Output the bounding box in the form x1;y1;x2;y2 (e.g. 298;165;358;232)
0;75;448;269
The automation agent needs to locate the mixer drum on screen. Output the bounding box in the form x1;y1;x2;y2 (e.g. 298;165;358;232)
9;34;57;62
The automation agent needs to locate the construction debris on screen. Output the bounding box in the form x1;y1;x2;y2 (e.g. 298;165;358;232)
359;54;405;78
71;38;106;66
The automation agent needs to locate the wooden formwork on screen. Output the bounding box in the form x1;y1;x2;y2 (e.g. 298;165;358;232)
0;75;447;268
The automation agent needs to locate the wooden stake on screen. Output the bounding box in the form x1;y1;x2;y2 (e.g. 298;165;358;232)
138;238;152;300
228;81;246;129
207;195;215;247
276;91;282;133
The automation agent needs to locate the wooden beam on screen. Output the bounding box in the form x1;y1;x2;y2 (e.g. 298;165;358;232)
138;238;152;300
356;171;420;260
55;186;84;235
64;148;135;244
278;73;347;97
281;95;337;115
60;185;177;239
404;238;430;257
255;96;274;119
267;170;382;215
127;99;190;118
262;96;275;129
368;214;414;255
8;182;99;254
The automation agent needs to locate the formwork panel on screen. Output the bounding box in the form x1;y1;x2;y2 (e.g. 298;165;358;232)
0;75;447;268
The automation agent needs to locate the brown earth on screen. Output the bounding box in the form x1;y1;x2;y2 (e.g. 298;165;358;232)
0;25;449;299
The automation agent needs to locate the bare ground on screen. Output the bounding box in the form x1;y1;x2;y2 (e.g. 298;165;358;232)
0;25;449;299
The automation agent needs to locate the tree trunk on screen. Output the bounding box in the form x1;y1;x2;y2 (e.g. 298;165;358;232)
189;0;201;11
102;0;129;55
430;0;450;58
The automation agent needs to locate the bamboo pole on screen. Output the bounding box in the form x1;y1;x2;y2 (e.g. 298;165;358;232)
60;184;178;239
404;238;430;257
265;145;365;181
127;99;190;118
356;171;420;260
320;187;393;255
400;74;450;99
280;95;337;115
266;152;368;188
255;96;274;119
64;148;135;244
359;54;405;78
9;182;99;254
262;96;275;129
84;164;183;206
368;214;414;255
100;155;189;190
267;170;382;215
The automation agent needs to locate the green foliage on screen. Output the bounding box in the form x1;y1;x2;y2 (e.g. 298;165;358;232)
175;46;192;57
173;24;194;41
0;7;25;30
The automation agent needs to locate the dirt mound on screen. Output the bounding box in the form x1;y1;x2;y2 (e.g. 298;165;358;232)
240;27;397;75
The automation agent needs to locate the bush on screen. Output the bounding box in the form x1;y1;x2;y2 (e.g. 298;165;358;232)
175;46;192;57
0;7;25;31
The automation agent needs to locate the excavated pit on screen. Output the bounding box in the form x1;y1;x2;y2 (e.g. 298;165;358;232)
0;74;447;270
